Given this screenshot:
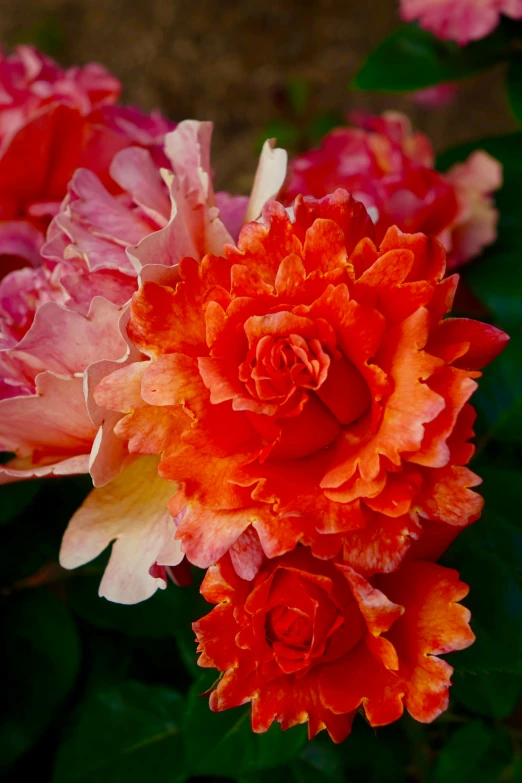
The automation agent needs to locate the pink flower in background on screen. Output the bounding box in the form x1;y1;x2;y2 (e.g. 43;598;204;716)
0;45;120;141
411;84;458;107
441;150;503;270
399;0;522;45
284;111;501;269
0;45;174;276
0;120;287;603
347;110;434;166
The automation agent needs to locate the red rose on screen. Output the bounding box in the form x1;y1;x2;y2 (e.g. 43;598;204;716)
193;548;475;741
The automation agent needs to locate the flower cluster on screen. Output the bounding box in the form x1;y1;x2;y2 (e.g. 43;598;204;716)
0;114;287;601
283;111;502;271
0;46;509;742
399;0;522;45
89;187;505;737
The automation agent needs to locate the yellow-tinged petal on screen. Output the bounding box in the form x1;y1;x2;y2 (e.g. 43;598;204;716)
60;455;183;604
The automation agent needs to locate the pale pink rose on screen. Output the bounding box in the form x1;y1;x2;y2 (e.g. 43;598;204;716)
400;0;522;45
42;121;286;306
0;120;287;603
442;150;503;270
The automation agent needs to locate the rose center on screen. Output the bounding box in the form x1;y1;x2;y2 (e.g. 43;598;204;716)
239;333;329;405
266;605;314;650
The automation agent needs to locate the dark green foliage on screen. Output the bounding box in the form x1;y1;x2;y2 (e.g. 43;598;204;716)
433;721;512;783
53;681;186;783
0;589;81;769
507;57;522;124
354;23;511;92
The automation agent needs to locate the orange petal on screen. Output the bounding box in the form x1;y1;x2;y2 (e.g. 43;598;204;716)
318;640;405;726
379;226;445;284
421;464;483;526
337;564;404;635
381;561;475;722
428;317;509;371
142;353;208;418
268;393;341;460
315;354;371;425
175;502;266;568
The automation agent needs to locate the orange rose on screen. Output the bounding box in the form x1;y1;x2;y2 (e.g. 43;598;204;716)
95;190;508;576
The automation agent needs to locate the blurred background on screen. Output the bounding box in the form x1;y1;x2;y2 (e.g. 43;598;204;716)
0;0;516;191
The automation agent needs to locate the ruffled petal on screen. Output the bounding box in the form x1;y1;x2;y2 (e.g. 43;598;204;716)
381;561;475;722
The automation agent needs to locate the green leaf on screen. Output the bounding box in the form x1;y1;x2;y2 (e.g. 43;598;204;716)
433;720;512;783
53;681;185;783
67;570;195;638
354;23;508;92
241;721;402;783
479;467;522;522
512;756;522;781
476;510;522;574
0;480;41;526
67;565;206;677
0;588;80;768
473;335;522;444
251;717;309;772
340;719;409;783
0;516;61;588
298;737;345;782
258;120;300;153
183;672;307;778
67;562;207;634
0;478;88;587
464;229;522;333
0;476;93;586
307;112;344;144
14;15;66;58
438;132;522;173
469;468;522;573
507;57;522;124
443;543;522;675
467;251;522;332
173;617;202;678
241;752;344;783
453;670;522;718
442;463;522;679
286;78;310;117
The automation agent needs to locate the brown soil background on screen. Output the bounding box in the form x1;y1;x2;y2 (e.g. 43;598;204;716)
0;0;516;191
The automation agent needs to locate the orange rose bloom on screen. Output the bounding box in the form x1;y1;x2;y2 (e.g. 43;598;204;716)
95;190;508;576
193;548;475;741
